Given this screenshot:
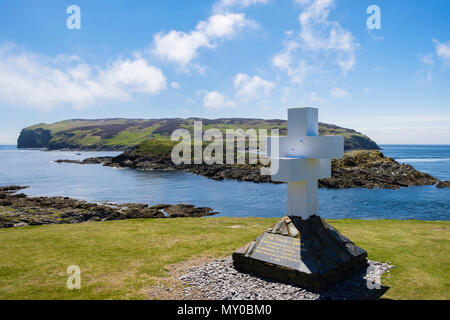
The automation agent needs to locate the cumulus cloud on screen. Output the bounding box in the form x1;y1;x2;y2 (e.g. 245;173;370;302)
273;0;357;84
0;45;166;110
434;39;450;65
417;54;434;85
233;73;275;99
203;91;237;109
416;40;450;85
418;54;434;66
330;88;350;98
299;0;356;71
171;81;180;89
152;31;210;70
272;40;309;84
152;13;258;71
308;91;326;104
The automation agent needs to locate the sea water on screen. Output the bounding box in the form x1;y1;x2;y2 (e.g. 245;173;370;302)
0;145;449;220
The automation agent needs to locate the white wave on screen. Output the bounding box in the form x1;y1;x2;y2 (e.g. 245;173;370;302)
398;158;450;163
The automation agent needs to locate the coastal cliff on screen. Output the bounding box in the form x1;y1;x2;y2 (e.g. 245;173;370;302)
17;118;379;151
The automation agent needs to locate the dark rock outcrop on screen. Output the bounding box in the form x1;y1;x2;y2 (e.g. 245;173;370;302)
57;150;439;190
320;151;439;189
54;157;114;165
17;128;51;149
0;186;218;229
232;216;368;290
436;181;450;188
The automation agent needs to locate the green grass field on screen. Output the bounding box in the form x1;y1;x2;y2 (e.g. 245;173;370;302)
0;218;448;300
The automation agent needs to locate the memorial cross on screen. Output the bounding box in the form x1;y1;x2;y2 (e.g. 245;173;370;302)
267;108;344;219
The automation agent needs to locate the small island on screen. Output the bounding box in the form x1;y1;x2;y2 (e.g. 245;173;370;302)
56;145;439;190
18;117;441;190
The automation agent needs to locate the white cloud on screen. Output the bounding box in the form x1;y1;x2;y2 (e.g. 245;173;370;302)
418;54;434;66
171;81;180;89
152;31;210;70
434;39;450;65
330;87;350;99
308;92;326;104
233;73;275;99
0;45;166;110
417;53;435;85
203;91;237;109
152;13;258;71
272;40;309;84
273;0;357;84
198;13;257;38
298;0;356;72
416;40;450;85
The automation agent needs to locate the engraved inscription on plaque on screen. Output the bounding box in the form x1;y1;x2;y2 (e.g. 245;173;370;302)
250;233;301;270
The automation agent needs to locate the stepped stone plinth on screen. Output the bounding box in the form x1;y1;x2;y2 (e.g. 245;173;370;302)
233;216;368;290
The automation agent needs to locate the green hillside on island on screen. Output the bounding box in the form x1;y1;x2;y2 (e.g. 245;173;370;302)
17;118;379;151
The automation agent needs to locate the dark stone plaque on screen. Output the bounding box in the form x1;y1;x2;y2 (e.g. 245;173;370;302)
233;216;368;290
250;233;301;270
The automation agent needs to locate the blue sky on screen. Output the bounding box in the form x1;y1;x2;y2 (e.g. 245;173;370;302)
0;0;449;144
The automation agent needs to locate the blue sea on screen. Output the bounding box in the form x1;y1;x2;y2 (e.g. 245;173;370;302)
0;145;449;220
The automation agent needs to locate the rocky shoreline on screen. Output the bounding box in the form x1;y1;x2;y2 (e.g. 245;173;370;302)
436;181;450;188
0;186;218;229
56;150;440;190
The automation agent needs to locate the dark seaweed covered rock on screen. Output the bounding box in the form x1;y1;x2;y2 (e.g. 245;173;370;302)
319;151;439;189
0;186;218;229
60;149;439;190
164;204;218;218
436;181;450;188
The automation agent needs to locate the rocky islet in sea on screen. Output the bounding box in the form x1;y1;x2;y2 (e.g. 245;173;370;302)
56;150;440;190
0;186;218;229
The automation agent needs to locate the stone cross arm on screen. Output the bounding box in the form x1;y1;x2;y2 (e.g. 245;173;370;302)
266;136;344;160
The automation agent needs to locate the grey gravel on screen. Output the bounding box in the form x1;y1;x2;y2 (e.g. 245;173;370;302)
179;257;395;300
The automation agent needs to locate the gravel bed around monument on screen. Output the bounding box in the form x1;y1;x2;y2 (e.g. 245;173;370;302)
179;257;394;300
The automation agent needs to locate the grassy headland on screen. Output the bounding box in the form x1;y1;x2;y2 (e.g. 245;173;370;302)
0;218;448;300
17;118;379;151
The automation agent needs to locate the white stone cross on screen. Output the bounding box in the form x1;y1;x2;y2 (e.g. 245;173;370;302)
267;108;344;219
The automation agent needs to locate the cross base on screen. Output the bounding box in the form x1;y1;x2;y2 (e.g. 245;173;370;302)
287;181;318;219
232;215;369;290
